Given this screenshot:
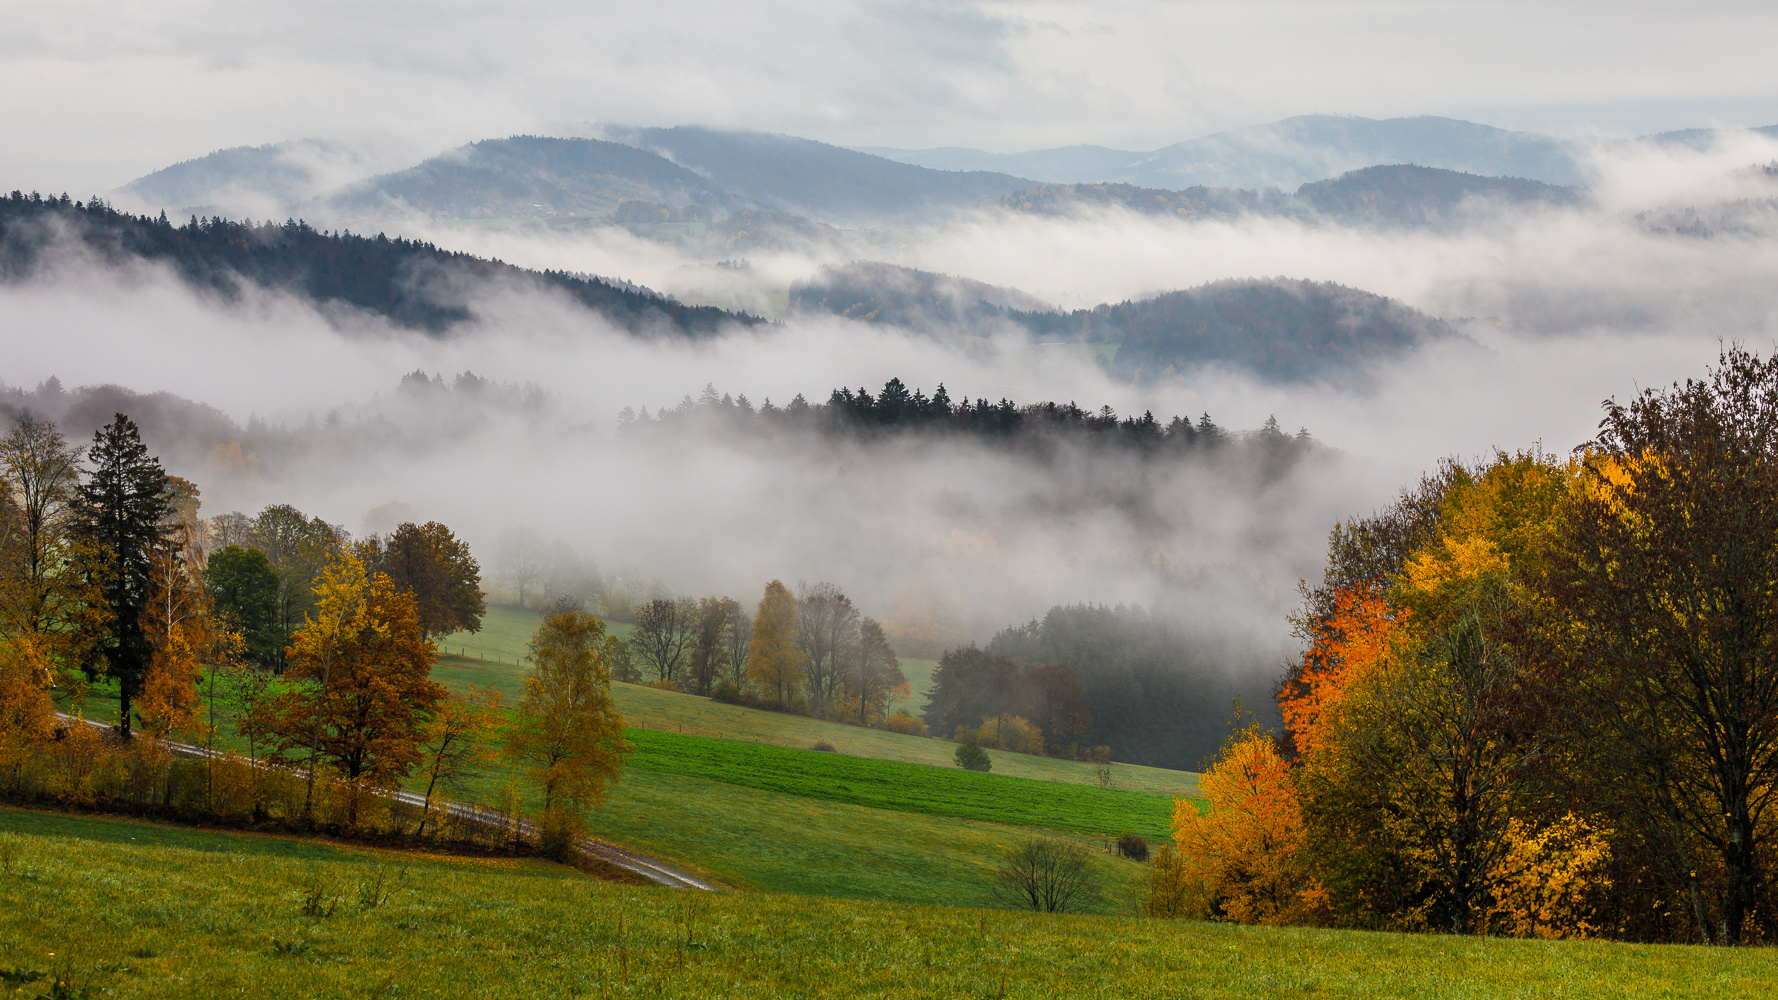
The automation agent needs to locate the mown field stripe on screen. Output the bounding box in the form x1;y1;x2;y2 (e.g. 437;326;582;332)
622;727;1175;840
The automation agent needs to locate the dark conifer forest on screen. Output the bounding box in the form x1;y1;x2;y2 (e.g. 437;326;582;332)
0;192;755;335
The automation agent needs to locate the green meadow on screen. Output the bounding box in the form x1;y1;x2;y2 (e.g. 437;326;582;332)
625;728;1174;840
1;807;1767;1000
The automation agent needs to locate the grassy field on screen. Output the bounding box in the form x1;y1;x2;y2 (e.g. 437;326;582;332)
1;807;1768;1000
435;652;1199;797
626;728;1173;840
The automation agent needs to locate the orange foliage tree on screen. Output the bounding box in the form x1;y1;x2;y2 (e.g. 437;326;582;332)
1169;724;1316;924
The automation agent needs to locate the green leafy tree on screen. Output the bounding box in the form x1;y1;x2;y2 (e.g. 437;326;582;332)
204;545;282;667
75;414;171;736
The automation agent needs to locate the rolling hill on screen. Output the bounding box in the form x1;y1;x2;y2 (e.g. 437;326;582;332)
598;125;1036;226
862;114;1589;190
791;262;1453;383
0;192;756;336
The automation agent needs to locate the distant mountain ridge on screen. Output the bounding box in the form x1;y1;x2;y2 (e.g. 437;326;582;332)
861;115;1589;190
596;126;1035;226
997;165;1584;231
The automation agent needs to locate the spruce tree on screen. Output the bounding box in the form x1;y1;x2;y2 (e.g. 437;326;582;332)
77;414;171;736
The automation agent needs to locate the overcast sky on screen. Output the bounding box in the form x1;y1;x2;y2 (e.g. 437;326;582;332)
7;1;1778;195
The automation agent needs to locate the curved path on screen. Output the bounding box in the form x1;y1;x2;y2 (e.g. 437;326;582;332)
56;714;718;891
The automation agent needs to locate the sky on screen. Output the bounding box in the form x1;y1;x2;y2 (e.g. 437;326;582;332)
6;1;1778;193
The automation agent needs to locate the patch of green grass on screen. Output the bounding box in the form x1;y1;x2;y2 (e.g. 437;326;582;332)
625;728;1172;841
580;768;1142;909
0;806;1766;1000
435;605;636;671
890;657;937;714
430;654;1196;797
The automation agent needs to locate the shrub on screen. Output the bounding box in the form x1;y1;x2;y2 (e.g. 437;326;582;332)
709;680;747;705
1145;844;1206;919
885;712;928;737
954;741;992;772
991;837;1102;913
647;679;680;693
977;716;1044;756
1117;832;1150;862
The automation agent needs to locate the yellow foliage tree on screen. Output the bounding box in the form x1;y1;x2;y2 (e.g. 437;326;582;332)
1171;725;1315;925
1485;811;1615;939
506;605;631;853
254;551;445;823
746;580;805;709
0;639;55;793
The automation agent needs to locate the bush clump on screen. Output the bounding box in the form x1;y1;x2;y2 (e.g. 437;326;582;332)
1117;832;1150;862
709;680;748;705
885;711;928;737
954;741;992;772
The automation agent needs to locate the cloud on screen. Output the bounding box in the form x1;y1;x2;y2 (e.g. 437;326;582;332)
10;2;1778;194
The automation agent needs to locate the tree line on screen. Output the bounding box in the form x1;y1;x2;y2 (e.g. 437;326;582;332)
0;411;626;851
622;377;1315;460
1157;346;1778;945
623;580;914;732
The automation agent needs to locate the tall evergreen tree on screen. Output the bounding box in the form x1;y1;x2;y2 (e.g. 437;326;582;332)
76;414;171;736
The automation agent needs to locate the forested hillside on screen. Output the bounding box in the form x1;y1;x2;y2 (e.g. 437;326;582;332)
599;126;1036;225
0;192;755;335
922;604;1273;771
791;262;1452;383
330;136;734;221
997;164;1582;230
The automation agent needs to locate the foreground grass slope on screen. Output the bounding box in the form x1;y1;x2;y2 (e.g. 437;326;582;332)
1;808;1765;1000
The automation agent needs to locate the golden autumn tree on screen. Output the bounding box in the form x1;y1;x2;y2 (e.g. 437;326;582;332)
1170;724;1315;924
253;551;444;824
746;580;805;709
0;638;55;793
506;603;630;854
136;479;215;740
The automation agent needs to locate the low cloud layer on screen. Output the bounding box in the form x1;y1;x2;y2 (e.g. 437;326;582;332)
5;138;1778;696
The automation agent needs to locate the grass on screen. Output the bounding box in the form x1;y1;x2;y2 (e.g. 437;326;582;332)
625;728;1173;841
0;807;1769;1000
443;608;1198;795
435;649;1198;797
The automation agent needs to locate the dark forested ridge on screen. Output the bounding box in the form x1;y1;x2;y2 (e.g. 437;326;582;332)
0;191;757;335
792;262;1452;383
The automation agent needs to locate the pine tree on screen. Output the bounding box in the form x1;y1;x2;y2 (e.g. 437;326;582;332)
75;414;171;736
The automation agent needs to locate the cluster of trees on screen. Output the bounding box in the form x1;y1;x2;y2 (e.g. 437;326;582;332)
622;378;1314;460
624;579;912;729
0;191;750;335
0;409;628;849
1164;347;1778;945
920;605;1271;771
924;647;1097;760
